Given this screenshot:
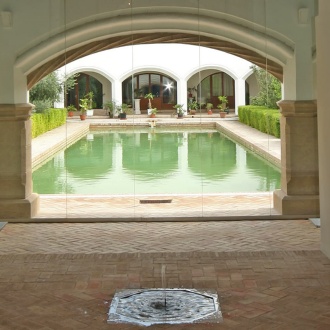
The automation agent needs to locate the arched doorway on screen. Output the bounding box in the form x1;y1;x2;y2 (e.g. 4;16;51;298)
66;73;103;110
197;72;235;109
122;72;177;111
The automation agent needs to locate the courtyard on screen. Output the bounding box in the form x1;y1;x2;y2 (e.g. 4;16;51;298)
0;115;328;329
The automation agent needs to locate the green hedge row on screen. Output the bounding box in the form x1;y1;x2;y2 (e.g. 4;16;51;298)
238;105;281;138
31;108;67;138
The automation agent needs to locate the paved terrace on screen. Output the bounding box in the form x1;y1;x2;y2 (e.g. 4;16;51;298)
1;115;328;329
30;114;282;221
0;220;328;329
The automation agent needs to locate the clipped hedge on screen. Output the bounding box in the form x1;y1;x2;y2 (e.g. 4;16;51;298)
238;105;281;138
31;108;67;138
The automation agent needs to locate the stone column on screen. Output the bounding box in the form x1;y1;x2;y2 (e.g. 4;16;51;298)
273;100;319;216
0;103;39;219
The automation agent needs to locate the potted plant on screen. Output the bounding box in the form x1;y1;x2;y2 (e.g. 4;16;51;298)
174;104;184;118
66;104;76;117
206;103;213;115
85;91;94;116
217;103;227;118
104;100;116;118
218;95;228;110
150;107;157;118
134;88;143;99
79;98;88;120
144;93;154;109
188;100;199;115
118;103;131;120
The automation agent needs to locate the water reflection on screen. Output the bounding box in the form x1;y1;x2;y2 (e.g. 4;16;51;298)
188;131;236;179
32;129;280;194
65;133;114;178
121;131;178;177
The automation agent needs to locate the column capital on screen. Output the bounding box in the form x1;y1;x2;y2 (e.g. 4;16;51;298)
277;100;317;117
0;103;34;121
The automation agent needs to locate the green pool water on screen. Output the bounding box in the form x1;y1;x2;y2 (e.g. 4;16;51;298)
32;128;280;195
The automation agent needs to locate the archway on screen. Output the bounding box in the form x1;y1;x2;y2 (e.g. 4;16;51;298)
122;72;177;111
1;0;319;224
66;73;103;110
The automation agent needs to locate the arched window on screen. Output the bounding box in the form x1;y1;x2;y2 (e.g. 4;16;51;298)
66;73;103;109
197;72;235;109
122;73;177;111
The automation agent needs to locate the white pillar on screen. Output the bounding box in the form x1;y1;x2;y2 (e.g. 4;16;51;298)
113;80;122;106
282;31;314;100
177;79;188;115
235;78;246;114
134;99;141;114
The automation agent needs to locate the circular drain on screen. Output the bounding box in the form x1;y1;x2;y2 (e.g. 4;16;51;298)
108;288;222;326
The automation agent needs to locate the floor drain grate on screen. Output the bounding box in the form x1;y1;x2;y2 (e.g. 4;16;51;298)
139;199;172;204
108;288;222;326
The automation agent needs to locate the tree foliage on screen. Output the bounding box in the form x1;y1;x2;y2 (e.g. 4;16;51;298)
64;73;80;94
250;66;282;109
29;71;79;112
29;72;62;106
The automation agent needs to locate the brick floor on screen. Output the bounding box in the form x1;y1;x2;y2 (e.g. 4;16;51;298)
0;220;329;329
1;119;327;328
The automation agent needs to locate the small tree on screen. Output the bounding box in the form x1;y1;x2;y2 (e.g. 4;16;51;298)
29;72;62;107
250;65;282;109
29;71;79;112
63;73;79;95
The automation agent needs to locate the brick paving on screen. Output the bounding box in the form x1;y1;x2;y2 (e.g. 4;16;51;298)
0;221;320;254
0;220;329;329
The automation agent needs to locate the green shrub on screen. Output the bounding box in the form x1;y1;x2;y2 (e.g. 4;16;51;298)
32;99;53;113
31;108;67;138
238;105;281;138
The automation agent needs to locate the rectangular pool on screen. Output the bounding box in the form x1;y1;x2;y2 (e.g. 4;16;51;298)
32;128;280;195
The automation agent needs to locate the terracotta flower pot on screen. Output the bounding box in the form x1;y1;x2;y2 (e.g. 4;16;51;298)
80;114;86;120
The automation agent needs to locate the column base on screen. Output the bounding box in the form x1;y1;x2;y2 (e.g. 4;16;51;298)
0;193;40;220
273;189;319;217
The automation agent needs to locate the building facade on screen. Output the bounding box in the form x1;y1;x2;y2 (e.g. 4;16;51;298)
58;44;255;113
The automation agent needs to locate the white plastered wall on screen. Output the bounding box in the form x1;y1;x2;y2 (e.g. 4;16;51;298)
59;44;252;112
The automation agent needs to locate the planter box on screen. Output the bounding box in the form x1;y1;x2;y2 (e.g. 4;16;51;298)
86;109;94;117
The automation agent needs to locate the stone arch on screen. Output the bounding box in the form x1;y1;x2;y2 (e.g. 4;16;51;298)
59;67;115;108
18;9;293;89
186;64;239;82
64;67;115;87
120;66;181;85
